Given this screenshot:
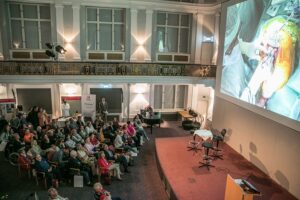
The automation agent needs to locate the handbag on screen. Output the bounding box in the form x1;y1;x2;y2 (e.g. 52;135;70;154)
0;141;7;152
74;175;83;187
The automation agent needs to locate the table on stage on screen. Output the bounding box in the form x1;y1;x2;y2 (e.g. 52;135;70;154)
193;129;213;141
178;111;194;120
187;129;213;152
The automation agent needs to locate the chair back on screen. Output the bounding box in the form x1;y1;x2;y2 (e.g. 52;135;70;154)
220;129;227;137
69;168;80;175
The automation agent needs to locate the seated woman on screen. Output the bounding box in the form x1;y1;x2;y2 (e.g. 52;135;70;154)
90;132;100;146
29;140;44;157
23;128;35;147
126;122;140;147
68;150;92;186
18;149;32;171
133;115;149;141
103;144;130;173
84;137;99;154
98;151;122;181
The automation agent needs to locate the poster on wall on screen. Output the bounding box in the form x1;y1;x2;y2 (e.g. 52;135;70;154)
0;99;16;119
81;95;96;121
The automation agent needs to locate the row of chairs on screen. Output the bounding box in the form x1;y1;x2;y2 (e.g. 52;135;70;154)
17;160;108;189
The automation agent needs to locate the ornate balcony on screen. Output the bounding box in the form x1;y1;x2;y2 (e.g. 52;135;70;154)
0;61;216;78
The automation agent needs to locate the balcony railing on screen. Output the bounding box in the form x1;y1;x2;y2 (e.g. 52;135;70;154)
0;61;216;78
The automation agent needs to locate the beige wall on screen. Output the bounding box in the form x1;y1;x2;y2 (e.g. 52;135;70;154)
213;96;300;199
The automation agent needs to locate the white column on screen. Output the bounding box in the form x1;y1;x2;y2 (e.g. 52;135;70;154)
55;3;65;60
127;83;131;120
72;4;81;60
194;13;203;64
130;9;138;61
212;12;220;65
144;10;153;62
0;30;3;60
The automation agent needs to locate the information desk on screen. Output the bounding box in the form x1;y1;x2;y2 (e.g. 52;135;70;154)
141;112;161;134
178;111;194;120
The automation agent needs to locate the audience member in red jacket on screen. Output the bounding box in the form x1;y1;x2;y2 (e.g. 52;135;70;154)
98;152;122;180
18;149;31;170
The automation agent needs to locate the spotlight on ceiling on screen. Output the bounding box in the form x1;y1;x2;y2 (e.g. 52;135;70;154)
45;50;55;58
55;45;67;54
45;42;53;49
44;43;67;60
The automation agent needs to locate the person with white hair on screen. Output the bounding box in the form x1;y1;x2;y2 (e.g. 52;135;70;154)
93;182;121;200
98;151;122;181
48;187;68;200
68;150;92;186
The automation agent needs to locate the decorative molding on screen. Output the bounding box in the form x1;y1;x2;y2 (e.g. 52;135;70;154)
0;74;215;87
0;61;217;78
6;0;220;14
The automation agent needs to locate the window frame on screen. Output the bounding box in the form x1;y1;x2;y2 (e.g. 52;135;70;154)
8;3;51;50
153;84;188;111
86;7;125;52
156;12;191;54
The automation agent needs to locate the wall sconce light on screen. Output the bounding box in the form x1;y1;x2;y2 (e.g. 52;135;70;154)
202;36;214;43
63;84;77;95
134;84;147;94
45;43;67;60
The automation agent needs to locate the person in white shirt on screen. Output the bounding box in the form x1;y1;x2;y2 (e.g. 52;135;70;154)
85;121;95;135
61;100;70;117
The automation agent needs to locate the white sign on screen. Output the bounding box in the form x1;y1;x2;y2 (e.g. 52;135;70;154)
81;95;96;121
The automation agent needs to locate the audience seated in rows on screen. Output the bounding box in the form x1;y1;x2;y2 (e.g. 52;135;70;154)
0;105;151;200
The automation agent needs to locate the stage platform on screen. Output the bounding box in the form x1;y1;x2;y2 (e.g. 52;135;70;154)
155;136;296;200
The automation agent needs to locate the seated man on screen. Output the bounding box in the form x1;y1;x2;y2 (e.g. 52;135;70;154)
34;154;60;188
93;182;121;200
76;143;96;175
103;144;129;173
68;150;92;186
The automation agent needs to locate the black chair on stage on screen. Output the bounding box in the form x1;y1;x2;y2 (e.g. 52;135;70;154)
211;129;227;160
199;140;215;170
187;132;202;153
182;120;193;130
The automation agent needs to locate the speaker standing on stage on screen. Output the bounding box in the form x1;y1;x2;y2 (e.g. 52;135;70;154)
61;100;70;117
99;97;108;122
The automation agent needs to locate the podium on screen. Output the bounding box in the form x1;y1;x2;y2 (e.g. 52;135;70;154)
224;174;261;200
